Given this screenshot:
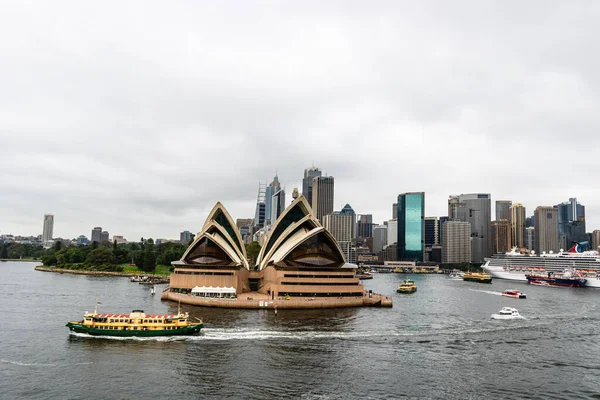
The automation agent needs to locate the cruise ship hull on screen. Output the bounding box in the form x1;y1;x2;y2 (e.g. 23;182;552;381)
483;266;527;282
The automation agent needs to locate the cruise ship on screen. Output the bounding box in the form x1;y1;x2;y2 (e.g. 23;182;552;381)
482;242;600;288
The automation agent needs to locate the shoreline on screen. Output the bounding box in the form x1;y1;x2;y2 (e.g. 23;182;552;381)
1;259;41;262
34;265;168;278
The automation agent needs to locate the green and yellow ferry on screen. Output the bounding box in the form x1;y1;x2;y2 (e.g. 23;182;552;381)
66;304;203;337
462;271;492;284
397;280;417;294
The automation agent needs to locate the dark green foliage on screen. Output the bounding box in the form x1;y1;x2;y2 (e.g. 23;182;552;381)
91;241;99;249
84;247;116;269
245;241;261;266
155;242;185;267
0;244;8;259
53;241;62;252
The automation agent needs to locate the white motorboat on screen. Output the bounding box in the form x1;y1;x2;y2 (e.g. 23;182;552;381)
448;269;464;280
491;307;523;320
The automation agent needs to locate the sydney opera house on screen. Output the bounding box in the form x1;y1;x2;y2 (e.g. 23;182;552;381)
162;196;392;308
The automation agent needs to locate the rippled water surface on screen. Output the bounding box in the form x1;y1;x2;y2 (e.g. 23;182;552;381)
1;262;599;399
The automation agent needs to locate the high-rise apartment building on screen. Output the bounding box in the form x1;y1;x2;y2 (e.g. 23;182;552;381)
302;167;322;207
442;221;471;264
448;193;491;263
91;227;102;243
100;231;109;242
496;200;512;221
534;206;559;254
372;225;388;254
311;176;334;221
397;192;425;262
270;189;286;225
322;212;353;242
424;217;439;246
556;198;586;249
490;220;511;254
509;203;526;249
592;230;600;251
525;227;535;252
42;214;54;243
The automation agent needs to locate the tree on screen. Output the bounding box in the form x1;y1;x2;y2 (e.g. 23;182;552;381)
0;245;8;259
113;240;117;252
91;241;99;250
84;248;116;270
53;241;62;252
245;241;262;266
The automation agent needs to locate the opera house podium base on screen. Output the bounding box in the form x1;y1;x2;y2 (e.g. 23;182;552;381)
161;290;393;309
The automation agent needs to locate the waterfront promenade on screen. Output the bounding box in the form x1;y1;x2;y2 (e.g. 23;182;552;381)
162;290;392;309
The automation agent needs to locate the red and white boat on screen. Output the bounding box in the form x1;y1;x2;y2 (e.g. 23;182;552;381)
529;280;550;287
501;290;527;299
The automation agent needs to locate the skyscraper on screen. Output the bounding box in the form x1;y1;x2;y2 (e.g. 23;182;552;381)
442;221;471;264
100;231;109;242
490;220;511;254
397;192;425;262
525;227;535;252
311;176;334;221
42;214;54;243
270;188;286;225
509;203;526;249
495;200;512;221
264;174;281;225
356;214;374;240
91;227;102;243
449;193;492;263
372;225;388;254
387;219;398;245
253;182;267;228
592;230;600;251
424;217;439;246
302;167;321;207
534;206;559;254
392;203;398;220
556;198;586;249
438;216;449;246
340;204;356;239
180;231;193;245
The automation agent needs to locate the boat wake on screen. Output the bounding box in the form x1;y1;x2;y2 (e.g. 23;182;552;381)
468;289;503;296
0;358;94;367
68;332;189;342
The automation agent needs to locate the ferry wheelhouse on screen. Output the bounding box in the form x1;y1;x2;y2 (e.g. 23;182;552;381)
66;304;203;337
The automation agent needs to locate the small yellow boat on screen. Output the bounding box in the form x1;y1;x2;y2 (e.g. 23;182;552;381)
397;280;417;294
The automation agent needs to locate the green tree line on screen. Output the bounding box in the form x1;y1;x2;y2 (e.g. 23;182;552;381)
32;239;187;273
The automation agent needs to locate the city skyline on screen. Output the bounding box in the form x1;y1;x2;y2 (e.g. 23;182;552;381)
2;2;600;240
2;181;599;243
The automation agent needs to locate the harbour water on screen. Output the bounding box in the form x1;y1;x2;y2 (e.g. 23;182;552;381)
1;261;599;399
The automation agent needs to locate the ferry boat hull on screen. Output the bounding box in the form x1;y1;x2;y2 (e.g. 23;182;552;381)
66;322;203;337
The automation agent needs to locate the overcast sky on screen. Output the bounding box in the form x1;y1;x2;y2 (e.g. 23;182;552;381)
1;1;599;240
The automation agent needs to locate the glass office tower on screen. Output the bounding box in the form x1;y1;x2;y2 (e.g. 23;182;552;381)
397;192;425;262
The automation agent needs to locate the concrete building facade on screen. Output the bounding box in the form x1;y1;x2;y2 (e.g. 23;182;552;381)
442;221;471;264
91;227;102;243
42;214;54;244
449;193;491;263
311;176;334;221
496;200;512;221
372;225;388;254
302;167;322;208
534;206;559;254
322;212;353;242
509;203;526;249
490;220;511;254
592;230;600;251
525;227;535;252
